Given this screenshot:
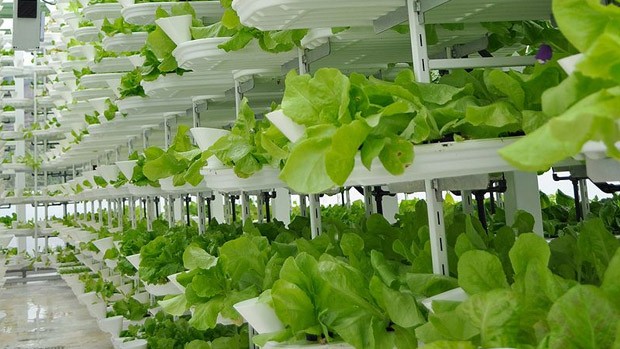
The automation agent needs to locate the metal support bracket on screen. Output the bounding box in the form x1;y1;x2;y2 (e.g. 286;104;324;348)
309;194;322;238
425;179;449;276
281;43;331;74
241;192;251;222
197;192;207;234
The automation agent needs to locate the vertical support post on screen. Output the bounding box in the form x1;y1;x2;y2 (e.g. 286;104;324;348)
129;196;137;229
461;190;474;215
382;195;399;224
273;188;291;226
223;194;232;224
504;172;543;236
257;194;264;223
407;0;431;83
579;179;590;218
240;192;251;222
309;194;322;238
146;197;153;231
91;201;96;222
197;193;206;234
167;196;174;228
107;200;112;227
117;198;124;229
363;186;375;217
425;179;449;276
211;192;226;223
299;195;307;217
172;196;182;225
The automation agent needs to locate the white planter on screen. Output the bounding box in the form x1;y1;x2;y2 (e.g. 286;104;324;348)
116;160;138;180
233;297;284;334
117;283;134;296
265;110;305;143
558;53;584;75
105;258;119;269
132;291;149;304
107;79;122;98
89;97;109;115
128;54;145;68
93;237;114;253
0;236;13;248
421;287;468;313
98;315;124;337
99;164;120;181
155;15;192;45
144;281;182;296
167;272;185;292
126;254;141;270
87;301;108;320
189;127;230;168
78;291;100;306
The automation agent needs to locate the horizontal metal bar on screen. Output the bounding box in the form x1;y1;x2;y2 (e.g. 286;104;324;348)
429;56;536;70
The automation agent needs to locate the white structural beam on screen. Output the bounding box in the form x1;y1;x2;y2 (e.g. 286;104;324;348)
504;171;543;236
273;188;291;226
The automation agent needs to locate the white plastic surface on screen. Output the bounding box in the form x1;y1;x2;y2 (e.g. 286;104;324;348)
141;72;232;99
80;73;125;89
232;0;403;30
126;254;141;270
103;32;148;53
265;110;305;143
144;281;183;296
82;3;123;21
116;160;137;180
190;127;230;151
201;167;284;192
155;15;192;45
91;57;134;73
122;1;224;25
173;38;297;71
421;287;468;313
92;237;114;253
233;297;284;334
74;27;101;42
116;96;191;115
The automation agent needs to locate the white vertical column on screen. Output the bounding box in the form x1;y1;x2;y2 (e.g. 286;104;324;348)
461;190;474;215
504;171;543;236
309;194;321;238
363;186;375;217
240;192;250;222
382;195;399;224
273;188;291;226
579;179;590;218
425;179;449;276
211;192;226;223
407;0;431;83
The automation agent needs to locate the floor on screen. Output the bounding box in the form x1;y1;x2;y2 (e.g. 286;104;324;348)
0;279;112;349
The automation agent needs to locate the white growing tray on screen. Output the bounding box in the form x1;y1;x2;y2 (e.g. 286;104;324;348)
232;0;403;30
173;38;297;71
232;0;551;30
90;57;134;73
122;1;224;25
141;71;233;99
82;3;123;21
80;72;125;89
116;96;192;115
72;88;116;101
102;32;148;53
74;27;101;42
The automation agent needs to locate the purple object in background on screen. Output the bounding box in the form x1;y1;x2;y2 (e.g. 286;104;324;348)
535;44;553;63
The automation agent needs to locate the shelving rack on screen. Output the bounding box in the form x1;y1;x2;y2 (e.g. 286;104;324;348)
0;0;618;348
